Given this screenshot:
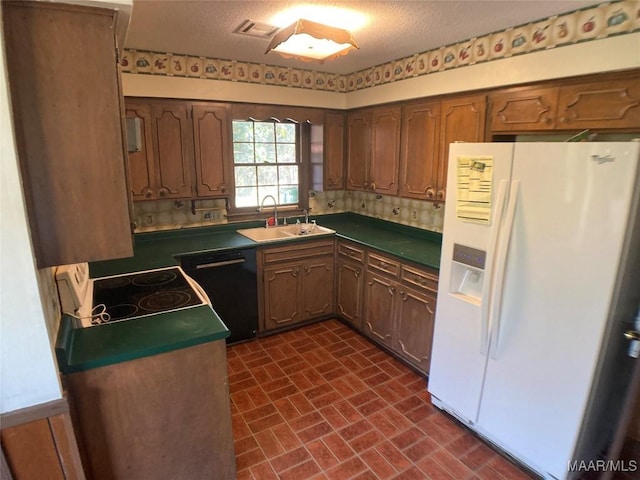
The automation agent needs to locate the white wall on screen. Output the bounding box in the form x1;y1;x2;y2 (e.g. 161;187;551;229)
123;32;640;107
0;22;62;413
0;0;133;416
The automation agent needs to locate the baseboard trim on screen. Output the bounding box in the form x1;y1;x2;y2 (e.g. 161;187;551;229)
1;398;68;429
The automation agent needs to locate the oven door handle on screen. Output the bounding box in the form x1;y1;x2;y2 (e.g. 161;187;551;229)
194;258;245;269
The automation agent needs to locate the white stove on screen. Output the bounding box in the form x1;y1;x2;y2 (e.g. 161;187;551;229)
55;263;210;328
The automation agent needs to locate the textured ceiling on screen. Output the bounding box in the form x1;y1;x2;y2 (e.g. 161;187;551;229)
125;0;603;74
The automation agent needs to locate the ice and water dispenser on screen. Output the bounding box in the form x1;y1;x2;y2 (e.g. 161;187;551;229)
450;244;486;302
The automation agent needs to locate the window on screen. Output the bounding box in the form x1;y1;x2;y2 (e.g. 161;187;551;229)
232;120;300;209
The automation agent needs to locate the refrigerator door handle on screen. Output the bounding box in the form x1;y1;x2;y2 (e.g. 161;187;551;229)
489;180;520;360
480;180;509;356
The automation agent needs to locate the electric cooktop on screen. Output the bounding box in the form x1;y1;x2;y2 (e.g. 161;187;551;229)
92;267;206;325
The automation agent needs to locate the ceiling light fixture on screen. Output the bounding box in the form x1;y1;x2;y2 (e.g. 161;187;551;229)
265;19;358;63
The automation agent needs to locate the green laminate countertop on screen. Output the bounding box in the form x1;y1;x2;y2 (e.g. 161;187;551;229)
56;305;229;373
67;213;440;373
90;213;442;277
318;214;442;269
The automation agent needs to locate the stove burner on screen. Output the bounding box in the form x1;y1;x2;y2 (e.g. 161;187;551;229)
138;290;192;312
132;270;178;288
103;303;139;322
94;276;131;290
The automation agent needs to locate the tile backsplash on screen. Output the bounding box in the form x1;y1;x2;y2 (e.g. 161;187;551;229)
134;191;444;233
134;198;228;232
310;190;444;232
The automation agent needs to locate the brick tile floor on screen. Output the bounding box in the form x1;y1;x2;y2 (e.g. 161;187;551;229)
227;319;536;480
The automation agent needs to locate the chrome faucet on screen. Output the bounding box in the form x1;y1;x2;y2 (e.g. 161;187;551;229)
260;195;278;227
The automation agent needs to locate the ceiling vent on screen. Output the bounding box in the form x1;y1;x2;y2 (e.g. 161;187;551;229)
234;20;279;39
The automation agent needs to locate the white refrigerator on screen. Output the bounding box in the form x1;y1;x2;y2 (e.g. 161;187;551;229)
428;142;640;479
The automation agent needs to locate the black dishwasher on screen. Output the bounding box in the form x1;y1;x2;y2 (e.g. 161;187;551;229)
180;248;258;344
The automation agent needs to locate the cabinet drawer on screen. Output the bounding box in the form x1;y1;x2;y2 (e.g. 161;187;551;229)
338;242;365;263
401;265;438;293
367;252;400;278
261;239;334;265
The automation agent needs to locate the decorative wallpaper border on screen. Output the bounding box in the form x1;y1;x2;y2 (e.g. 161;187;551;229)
121;0;639;93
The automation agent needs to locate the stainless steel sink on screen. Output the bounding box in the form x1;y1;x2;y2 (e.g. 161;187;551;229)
237;224;335;243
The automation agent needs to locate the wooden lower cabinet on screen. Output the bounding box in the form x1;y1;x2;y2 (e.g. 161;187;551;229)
360;249;439;375
64;341;236;480
363;271;396;348
259;239;335;332
336;258;364;329
1;400;85;480
395;287;436;373
336;241;365;329
263;261;303;327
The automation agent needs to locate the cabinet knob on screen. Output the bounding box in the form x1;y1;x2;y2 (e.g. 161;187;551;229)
437;189;445;200
370;182;376;191
559;116;569;123
159;189;168;197
389;286;396;295
543;117;552;125
145;191;152;198
292;266;299;276
221;184;227;193
426;187;435;199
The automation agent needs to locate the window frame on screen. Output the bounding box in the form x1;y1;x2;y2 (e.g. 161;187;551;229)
226;118;309;218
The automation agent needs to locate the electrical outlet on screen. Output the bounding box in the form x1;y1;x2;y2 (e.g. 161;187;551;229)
145;214;154;225
411;209;418;220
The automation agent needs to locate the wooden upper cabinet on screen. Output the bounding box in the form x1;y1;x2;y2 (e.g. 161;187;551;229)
324;112;346;190
150;102;194;199
438;94;487;201
125;102;156;200
489;73;640;133
346;111;371;190
557;76;640;130
192;103;231;197
4;1;133;267
370;107;401;195
399;102;441;200
490;87;559;132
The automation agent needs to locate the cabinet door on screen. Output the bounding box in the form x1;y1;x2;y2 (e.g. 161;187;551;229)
192;104;231;197
263;263;302;330
490;87;558;132
438;94;487;201
3;2;133;267
302;257;334;320
399;102;441;200
363;271;396;347
150;102;193;199
395;287;436;374
324;112;345;190
370;107;401;195
125;102;156;200
346;111;371;190
557;77;640;130
336;258;363;329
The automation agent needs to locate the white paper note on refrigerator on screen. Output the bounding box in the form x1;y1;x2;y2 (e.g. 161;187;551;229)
456;155;493;224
